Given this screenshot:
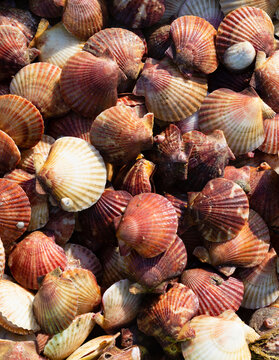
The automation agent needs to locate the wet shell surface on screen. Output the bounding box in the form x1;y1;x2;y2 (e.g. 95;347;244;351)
37;137;107;212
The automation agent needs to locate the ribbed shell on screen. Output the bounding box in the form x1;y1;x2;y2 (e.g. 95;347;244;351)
187;178;249;242
43;313;95;360
223;166;251;192
146;24;171;60
94;279;142;332
216;7;276;62
36;22;85;68
0;280;40;334
116;193;178;258
178;0;224;29
0;94;43;149
238;249;279;309
8;231;67;290
33;271;79;334
60;51;119;118
62;0;108;40
61;269;101;315
10;62;70;119
0;239;4;279
259;115;279;154
37;137;106;212
164;193;188;235
0;131;20;175
198;88;265;155
124;235;187;289
29;0;63;18
111;0;165;28
133;57;208;122
219;0;279;17
167;16;218;76
90;105;153;165
0;179;31;249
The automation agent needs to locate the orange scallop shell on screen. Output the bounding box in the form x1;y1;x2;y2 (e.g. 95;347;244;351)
259;115;279;154
0;131;20;175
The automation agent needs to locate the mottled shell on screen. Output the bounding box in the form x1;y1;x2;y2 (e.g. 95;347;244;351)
37;137;107;212
187;178;249;242
10;62;70;119
115;193;178;258
219;0;279;17
0;131;20;175
223;165;251;193
259;115;279;154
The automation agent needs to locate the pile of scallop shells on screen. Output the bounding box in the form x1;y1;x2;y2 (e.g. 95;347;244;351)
2;0;279;359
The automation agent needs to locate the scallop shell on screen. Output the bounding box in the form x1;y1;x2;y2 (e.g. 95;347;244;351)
0;239;4;279
98;346;141;360
10;62;70;119
60;51;119;118
115;193;178;258
259;115;279;154
0;131;20;175
164;193;188;235
166;16;218;76
223;165;251;192
43;313;95;360
146;24;171;60
159;0;185;23
0;94;43;149
37;137;107;212
0;340;41;360
0;178;31;249
8;231;67;290
133;57;208;122
178;0;224;29
90;105;153;165
94;279;142;332
0;279;40;334
29;0;63;18
61;269;101;315
181;268;243;316
216;6;276;63
198;88;267;155
116;93;147;118
188;178;249;242
33;269;79;334
219;0;279;17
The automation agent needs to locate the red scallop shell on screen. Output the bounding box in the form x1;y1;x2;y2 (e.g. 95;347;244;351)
0;131;21;175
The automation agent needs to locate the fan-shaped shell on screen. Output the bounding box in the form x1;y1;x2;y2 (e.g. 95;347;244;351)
8;231;67;290
219;0;279;17
133;57;207;122
29;0;63;18
187;178;249;242
259;115;279;154
0;131;20;175
60;51;119;118
115;193;178;258
166;16;218;76
10;62;70;119
198;88;266;155
37;137;107;212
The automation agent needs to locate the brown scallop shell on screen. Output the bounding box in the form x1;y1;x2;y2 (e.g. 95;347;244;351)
187;178;249;242
181;268;244;316
0;178;31;249
259;115;279;154
115;193;178;258
29;0;63;18
33;269;79;334
219;0;279;17
90;105;153;165
224;165;251;193
111;0;165;29
8;231;67;290
146;24;171;60
164;193;188;235
166;16;218;77
133;57;208;122
10;62;70;119
60;51;119;118
84;28;145;92
216;6;276;63
0;131;20;175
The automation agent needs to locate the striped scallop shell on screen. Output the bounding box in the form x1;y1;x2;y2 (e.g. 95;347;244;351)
0;280;40;334
111;0;165;28
0;95;43;149
133;57;207;122
60;51;119;118
8;231;67;290
159;0;185;23
223;166;251;193
178;0;224;29
181;312;251;360
166;16;218;76
181;268;244;316
115;193;178;258
238;249;279;309
43;313;95;360
259;115;279;154
187;178;249;242
61;269;101;315
37;137;106;212
0;179;31;249
164;193;188;235
62;0;108;40
35;22;85;68
0;131;20;175
219;0;279;17
33;270;79;334
198;88;266;155
116;93;147;118
29;0;63;18
94;279;142;332
84;28;145;91
216;7;276;63
90;105;153;165
10;62;70;119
